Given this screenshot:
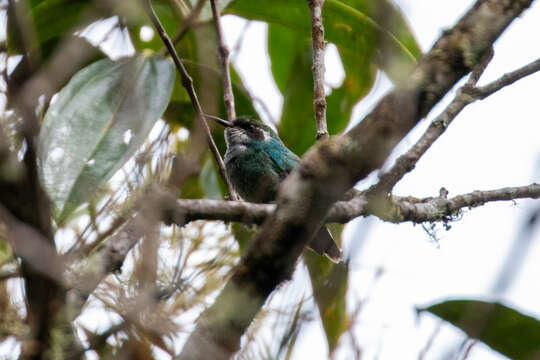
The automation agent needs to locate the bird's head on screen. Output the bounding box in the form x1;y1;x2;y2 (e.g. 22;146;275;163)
207;115;279;148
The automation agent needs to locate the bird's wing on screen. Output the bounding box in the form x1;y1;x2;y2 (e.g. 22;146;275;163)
265;139;300;180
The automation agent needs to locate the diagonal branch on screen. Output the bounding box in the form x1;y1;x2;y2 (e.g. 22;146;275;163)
367;55;540;196
143;0;238;200
307;0;329;140
176;1;536;359
168;0;207;49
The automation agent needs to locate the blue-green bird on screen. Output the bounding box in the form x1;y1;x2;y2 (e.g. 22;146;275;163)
209;115;343;263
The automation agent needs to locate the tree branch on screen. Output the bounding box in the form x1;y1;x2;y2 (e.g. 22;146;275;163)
168;0;207;49
367;54;540;196
144;0;238;200
163;184;540;225
0;204;65;285
307;0;328;140
177;1;536;359
210;0;237;122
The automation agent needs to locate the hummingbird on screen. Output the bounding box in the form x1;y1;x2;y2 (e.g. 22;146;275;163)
208;115;343;263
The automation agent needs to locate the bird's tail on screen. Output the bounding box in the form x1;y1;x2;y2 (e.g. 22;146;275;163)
308;226;343;263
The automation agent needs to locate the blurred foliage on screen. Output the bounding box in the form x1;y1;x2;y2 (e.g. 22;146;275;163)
422;299;540;360
38;53;175;224
7;0;100;59
305;224;350;353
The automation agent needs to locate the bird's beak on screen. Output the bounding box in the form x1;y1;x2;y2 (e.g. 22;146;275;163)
205;114;233;127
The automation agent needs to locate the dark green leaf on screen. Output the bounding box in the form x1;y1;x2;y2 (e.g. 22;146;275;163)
305;224;349;354
38;53;175;224
421;299;540;360
0;239;12;265
127;0;183;53
231;223;256;253
260;0;420;154
200;156;223;200
187;0;234;22
8;0;105;59
267;24;306;94
227;0;421;83
268;23;375;154
275;36;316;154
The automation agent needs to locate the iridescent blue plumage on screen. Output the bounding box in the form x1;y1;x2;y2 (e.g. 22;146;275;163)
212;115;343;263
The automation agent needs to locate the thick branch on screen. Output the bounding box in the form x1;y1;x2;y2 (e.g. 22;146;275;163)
144;0;238;200
210;0;237;122
177;1;535;359
307;0;328;140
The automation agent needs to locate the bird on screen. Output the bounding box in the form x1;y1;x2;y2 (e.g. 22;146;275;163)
207;114;343;263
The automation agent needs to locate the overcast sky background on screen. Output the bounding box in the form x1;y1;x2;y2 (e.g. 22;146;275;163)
221;1;540;359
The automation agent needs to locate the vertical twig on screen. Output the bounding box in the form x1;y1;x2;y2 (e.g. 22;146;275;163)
210;0;236;121
144;0;238;200
166;0;207;52
307;0;328;140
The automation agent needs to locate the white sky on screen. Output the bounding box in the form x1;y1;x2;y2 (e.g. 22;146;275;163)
223;1;540;359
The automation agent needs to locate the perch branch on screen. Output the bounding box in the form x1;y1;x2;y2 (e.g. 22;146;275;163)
163;184;540;225
307;0;329;140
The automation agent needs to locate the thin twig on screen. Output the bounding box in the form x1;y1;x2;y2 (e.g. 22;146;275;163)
307;0;328;140
210;0;236;121
164;0;207;54
144;0;238;200
0;271;20;282
230;21;251;62
418;321;443;360
367;54;540;196
459;340;477;360
66;322;127;360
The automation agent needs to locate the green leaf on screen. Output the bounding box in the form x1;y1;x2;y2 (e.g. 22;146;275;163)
305;224;349;354
256;0;420;154
421;299;540;360
267;24;305;94
274;36;316;154
127;0;183;53
231;223;256;253
187;0;234;22
0;239;13;265
38;53;175;224
227;0;421;83
8;0;103;59
200;156;223;200
268;22;375;154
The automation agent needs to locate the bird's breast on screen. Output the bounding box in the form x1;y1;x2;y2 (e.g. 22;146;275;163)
224;144;280;203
